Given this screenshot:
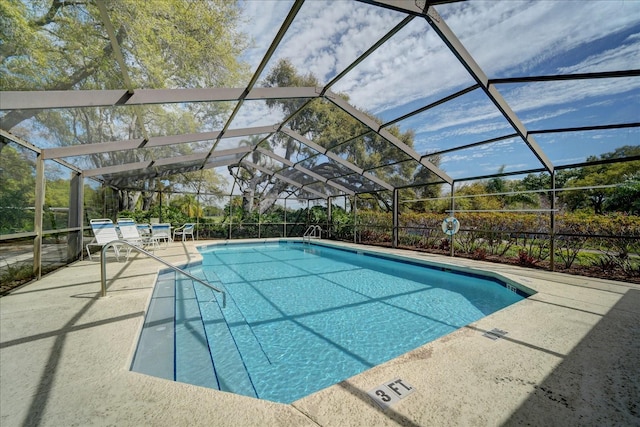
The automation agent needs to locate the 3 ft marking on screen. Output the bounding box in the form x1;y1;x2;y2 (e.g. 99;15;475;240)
367;378;415;409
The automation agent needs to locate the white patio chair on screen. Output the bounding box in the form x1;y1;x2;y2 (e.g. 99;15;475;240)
86;219;123;261
173;223;195;241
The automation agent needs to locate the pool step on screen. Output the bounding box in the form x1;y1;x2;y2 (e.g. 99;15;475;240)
130;270;175;380
200;267;273;372
134;267;271;398
198;267;273;398
174;274;219;390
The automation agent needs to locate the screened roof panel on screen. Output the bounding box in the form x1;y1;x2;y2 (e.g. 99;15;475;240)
498;79;640;131
238;1;296;72
439;137;544;179
160;101;238;132
267;139;310;164
535;128;640;167
297;154;358;179
2;105;145;149
253;154;289;173
368;159;444;188
303;182;337;198
331;16;476;121
392;89;514;155
331;132;414;170
278;167;318;187
64;150;148;172
436;1;640;79
213;134;272;152
228;99;290;129
293;188;327;200
106;1;254;90
297;99;371;150
330;173;382;193
100;161;205;188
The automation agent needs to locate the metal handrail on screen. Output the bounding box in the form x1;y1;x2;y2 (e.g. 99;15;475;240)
303;225;322;241
100;240;225;307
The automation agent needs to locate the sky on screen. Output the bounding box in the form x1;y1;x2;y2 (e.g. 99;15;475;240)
233;0;640;182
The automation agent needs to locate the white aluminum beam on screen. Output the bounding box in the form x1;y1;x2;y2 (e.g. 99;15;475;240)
40;125;277;159
154;153;207;166
82;148;250;177
202;157;242;170
83;161;150;177
42;139;145;159
1;128;41;154
357;0;460;15
256;147;294;167
0;87;321;110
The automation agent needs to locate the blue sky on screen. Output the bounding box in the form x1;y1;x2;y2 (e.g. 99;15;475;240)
234;0;640;181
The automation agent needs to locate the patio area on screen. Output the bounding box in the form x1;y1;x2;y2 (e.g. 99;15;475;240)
1;239;638;426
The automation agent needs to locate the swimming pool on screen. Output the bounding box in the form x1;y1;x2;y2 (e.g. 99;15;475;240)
131;241;531;403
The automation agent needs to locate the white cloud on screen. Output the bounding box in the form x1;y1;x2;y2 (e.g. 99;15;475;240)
250;1;406;84
228;100;285;129
500;77;640;115
559;43;640;74
239;0;295;69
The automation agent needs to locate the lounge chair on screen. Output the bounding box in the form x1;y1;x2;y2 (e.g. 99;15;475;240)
86;219;123;261
151;223;172;247
117;218;154;252
136;223;152;240
173;223;195;241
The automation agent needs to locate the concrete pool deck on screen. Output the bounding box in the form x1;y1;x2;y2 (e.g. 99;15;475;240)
1;239;638;426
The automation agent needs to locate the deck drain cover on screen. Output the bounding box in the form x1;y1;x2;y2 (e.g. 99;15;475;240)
483;328;508;340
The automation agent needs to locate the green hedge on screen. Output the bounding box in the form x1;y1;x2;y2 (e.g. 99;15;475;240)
353;211;639;277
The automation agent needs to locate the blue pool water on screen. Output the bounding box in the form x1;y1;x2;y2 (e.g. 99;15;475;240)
131;241;529;403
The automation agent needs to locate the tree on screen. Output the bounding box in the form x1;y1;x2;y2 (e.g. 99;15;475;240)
454;182;502;212
0;144;36;233
229;134;273;217
1;0;250;208
560;146;640;214
604;173;640;214
171;194;203;218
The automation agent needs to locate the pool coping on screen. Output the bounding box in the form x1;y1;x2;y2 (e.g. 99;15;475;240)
1;238;638;426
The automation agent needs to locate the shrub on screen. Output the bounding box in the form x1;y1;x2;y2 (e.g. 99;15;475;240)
516;250;538;267
589;253;619;273
472;248;488;260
